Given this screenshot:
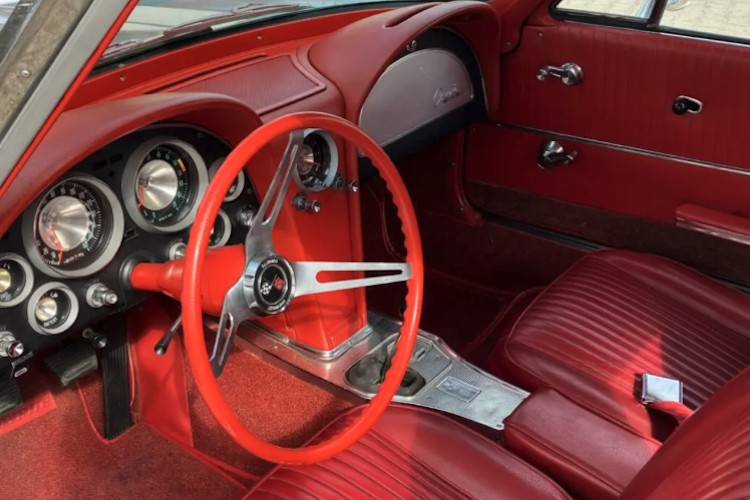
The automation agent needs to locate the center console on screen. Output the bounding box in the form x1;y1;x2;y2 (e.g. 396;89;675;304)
241;311;529;431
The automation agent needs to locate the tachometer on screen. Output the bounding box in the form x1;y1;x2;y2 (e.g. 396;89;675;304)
123;138;208;233
23;176;124;278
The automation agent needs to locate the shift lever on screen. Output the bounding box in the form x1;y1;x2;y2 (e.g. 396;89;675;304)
154;315;182;356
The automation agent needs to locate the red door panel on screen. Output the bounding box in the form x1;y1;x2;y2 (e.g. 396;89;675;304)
467;1;750;238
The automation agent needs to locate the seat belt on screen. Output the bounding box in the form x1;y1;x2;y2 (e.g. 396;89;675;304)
638;373;694;425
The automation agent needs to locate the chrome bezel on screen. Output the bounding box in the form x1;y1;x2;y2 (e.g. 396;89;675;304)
0;253;34;308
293;129;339;192
209;210;232;249
22;175;125;279
27;282;79;335
122;137;209;233
209;157;246;202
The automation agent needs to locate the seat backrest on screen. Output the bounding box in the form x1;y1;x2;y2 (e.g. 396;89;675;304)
622;366;750;499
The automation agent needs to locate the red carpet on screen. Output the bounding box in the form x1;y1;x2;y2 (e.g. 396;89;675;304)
188;347;355;477
0;372;246;499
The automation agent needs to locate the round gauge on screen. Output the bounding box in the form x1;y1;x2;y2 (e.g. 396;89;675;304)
22;176;124;278
209;210;232;249
27;282;79;335
209;157;247;202
123;138;208;233
293;130;339;192
0;253;34;308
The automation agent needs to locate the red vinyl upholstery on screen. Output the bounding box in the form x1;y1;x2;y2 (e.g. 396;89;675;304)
491;249;750;438
622;365;750;499
245;405;571;499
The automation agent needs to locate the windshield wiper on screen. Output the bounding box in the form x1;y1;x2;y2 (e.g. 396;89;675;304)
101;3;304;62
164;3;304;37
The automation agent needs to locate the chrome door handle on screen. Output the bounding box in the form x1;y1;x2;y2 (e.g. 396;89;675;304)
538;141;577;169
537;62;584;86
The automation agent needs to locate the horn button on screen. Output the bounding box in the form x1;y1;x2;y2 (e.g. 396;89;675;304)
247;255;295;314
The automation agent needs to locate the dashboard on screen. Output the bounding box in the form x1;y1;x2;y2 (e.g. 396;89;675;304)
0;2;501;371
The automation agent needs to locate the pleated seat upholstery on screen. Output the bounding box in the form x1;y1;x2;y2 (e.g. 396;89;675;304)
491;249;750;438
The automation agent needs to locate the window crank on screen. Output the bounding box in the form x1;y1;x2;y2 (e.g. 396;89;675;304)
537;141;577;170
537;62;584;86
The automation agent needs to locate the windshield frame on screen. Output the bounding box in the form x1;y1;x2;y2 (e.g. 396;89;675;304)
0;0;134;190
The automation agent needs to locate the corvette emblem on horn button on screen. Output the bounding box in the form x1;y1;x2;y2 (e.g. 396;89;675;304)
252;255;295;314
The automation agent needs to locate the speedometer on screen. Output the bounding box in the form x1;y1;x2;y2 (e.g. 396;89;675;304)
23;176;124;278
123;138;208;233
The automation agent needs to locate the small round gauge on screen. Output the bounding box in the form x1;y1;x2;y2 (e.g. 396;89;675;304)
22;176;124;278
293;130;339;192
123;138;208;233
27;282;79;335
209;210;232;248
0;253;34;308
209;157;247;202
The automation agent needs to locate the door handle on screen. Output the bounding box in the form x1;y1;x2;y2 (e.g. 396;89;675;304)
537;62;584;86
673;96;702;115
537;141;577;169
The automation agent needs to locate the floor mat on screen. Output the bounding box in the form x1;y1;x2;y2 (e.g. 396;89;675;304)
0;372;246;500
188;348;354;478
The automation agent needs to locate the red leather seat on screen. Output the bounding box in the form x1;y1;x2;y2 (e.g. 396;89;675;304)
247;406;571;499
247;367;750;499
490;249;750;438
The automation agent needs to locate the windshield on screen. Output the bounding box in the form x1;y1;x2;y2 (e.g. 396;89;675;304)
105;0;397;62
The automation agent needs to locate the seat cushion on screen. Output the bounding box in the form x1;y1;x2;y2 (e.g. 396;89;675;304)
493;249;750;438
246;405;571;499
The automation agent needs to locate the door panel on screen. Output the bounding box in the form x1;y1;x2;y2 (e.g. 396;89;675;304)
466;1;750;281
494;21;750;168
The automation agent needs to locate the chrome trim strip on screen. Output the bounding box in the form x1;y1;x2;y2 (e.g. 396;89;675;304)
500;123;750;177
675;218;750;246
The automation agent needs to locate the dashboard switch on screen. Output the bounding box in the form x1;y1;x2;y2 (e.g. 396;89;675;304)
237;207;256;228
0;332;24;359
292;192;321;214
86;283;119;308
167;241;187;260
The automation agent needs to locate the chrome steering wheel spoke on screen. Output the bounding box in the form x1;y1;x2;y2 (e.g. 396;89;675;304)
210;281;256;376
211;131;305;376
244;130;305;254
291;261;411;297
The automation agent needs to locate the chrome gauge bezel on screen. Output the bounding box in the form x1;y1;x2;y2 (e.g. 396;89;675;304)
209;157;246;202
27;282;79;335
209;210;232;249
22;175;125;279
293;129;339;192
0;253;34;308
122;137;209;233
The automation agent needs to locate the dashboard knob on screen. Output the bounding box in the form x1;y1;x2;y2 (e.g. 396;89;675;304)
34;296;58;323
86;283;119;308
0;332;24;359
167;241;187;260
292;192;321;214
237;207;256;228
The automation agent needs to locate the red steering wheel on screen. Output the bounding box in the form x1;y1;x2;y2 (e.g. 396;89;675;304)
181;112;424;464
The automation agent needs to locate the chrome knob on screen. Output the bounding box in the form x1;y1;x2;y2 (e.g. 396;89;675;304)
86;283;118;308
0;332;24;359
168;241;187;260
237;207;256;228
292;192;321;214
35;296;58;323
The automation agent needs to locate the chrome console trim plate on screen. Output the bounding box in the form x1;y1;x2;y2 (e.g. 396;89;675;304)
241;312;529;430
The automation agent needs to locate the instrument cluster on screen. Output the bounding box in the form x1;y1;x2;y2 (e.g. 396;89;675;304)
0;124;259;367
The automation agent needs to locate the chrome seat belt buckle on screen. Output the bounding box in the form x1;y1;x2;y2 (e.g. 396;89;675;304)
639;373;683;404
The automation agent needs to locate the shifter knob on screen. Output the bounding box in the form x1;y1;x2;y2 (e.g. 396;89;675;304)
0;332;24;359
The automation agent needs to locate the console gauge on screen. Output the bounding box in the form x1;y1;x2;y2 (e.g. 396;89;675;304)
123;138;208;233
27;282;79;335
209;157;247;202
0;253;34;308
208;210;232;249
23;176;124;278
293;130;339;192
